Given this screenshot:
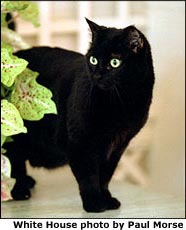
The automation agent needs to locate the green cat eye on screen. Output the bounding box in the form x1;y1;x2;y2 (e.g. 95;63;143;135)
110;58;122;68
89;56;98;65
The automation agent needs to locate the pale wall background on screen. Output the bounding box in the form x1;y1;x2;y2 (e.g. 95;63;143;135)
16;1;185;197
147;2;185;196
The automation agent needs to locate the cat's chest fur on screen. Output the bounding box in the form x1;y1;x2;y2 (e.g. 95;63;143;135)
67;77;147;148
80;85;146;130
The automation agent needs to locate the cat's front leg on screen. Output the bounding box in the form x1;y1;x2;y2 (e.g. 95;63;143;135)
100;139;131;209
67;141;111;212
100;163;121;210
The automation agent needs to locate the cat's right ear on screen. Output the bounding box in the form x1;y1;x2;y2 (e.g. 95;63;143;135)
85;18;105;40
85;18;100;33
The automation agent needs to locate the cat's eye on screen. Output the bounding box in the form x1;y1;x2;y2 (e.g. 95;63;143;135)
110;58;122;68
89;56;98;65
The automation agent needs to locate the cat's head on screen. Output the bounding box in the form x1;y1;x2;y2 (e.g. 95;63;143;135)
85;18;149;91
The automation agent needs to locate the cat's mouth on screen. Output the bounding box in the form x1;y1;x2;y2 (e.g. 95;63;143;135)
93;81;114;91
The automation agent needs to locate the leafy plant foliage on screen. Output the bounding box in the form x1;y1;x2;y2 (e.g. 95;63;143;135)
11;68;57;120
1;1;57;201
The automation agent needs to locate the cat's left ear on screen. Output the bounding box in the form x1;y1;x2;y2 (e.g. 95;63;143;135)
127;26;144;53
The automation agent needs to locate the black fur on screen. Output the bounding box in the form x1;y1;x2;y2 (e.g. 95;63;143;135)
6;19;154;212
6;13;16;31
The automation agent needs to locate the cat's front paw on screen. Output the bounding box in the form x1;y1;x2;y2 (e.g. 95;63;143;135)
83;199;108;213
83;196;120;212
102;189;121;210
81;191;108;212
11;184;31;200
107;197;121;210
81;190;121;212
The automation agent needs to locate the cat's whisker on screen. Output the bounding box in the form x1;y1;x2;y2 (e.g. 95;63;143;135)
113;85;124;105
86;81;93;117
110;87;117;105
89;82;93;107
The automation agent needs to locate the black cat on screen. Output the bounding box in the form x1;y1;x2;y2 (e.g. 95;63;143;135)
6;19;154;212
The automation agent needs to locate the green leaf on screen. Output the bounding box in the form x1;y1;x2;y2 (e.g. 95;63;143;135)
1;84;7;98
1;1;29;12
1;136;13;147
1;135;7;147
19;2;40;27
1;13;7;27
1;99;27;136
1;48;28;87
1;41;14;53
1;147;7;154
11;68;58;121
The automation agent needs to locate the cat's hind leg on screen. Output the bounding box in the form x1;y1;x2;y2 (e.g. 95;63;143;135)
11;175;36;200
5;143;36;200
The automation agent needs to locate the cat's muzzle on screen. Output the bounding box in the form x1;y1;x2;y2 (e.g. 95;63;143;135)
94;80;114;91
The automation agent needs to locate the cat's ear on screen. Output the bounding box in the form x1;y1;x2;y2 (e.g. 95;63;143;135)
85;18;105;40
127;26;144;53
85;18;100;33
